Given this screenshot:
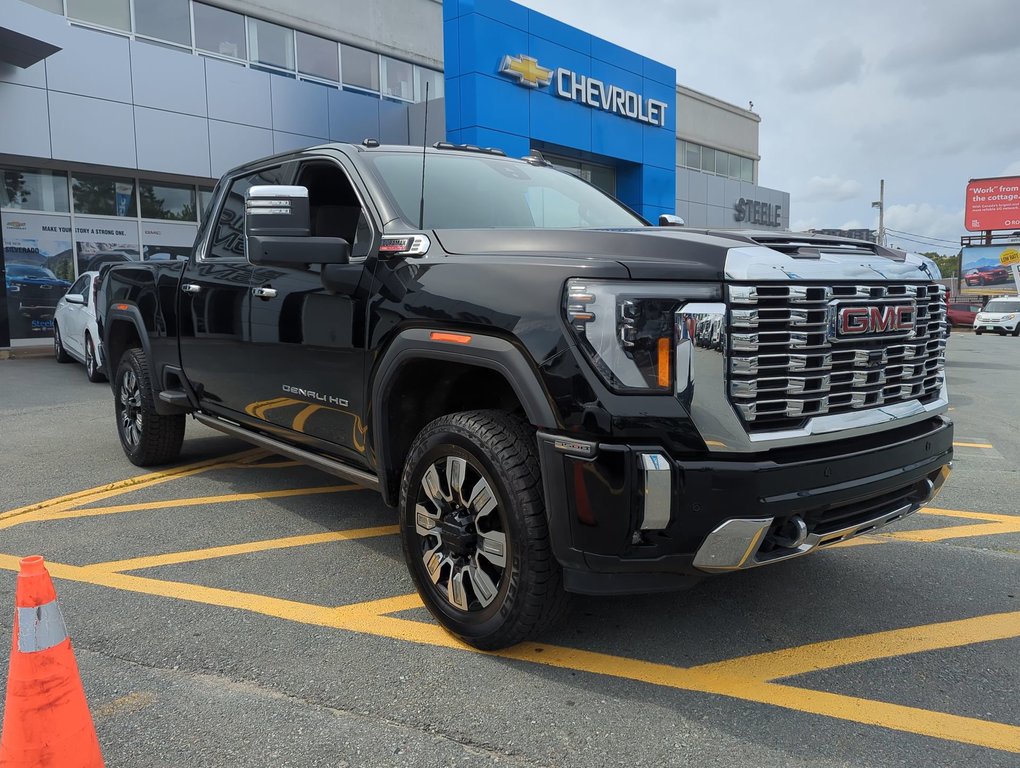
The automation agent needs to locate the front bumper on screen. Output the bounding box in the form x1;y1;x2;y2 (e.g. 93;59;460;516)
973;316;1019;332
538;416;953;595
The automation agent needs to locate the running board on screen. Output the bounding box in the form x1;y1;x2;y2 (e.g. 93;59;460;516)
193;412;380;491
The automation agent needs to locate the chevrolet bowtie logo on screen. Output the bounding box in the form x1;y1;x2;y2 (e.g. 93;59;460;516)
499;54;553;88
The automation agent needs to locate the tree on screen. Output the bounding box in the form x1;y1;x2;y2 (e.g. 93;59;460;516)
920;251;959;278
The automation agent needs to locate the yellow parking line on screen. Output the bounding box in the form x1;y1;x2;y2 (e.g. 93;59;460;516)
90;525;399;572
952;441;994;449
36;485;361;523
0;448;268;529
885;522;1020;543
921;507;1018;523
0;553;1016;753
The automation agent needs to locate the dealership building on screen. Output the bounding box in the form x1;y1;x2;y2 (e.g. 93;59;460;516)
0;0;790;347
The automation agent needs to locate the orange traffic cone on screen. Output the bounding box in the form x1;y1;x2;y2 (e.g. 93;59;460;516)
0;556;103;767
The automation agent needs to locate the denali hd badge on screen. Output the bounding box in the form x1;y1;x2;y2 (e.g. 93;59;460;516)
830;302;916;340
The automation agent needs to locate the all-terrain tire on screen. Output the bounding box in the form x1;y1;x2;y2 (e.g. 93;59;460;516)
399;410;568;650
114;348;185;466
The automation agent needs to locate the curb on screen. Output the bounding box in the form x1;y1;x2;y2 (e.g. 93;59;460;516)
0;345;53;360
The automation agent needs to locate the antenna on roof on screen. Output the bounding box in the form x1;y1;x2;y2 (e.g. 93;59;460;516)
417;82;429;231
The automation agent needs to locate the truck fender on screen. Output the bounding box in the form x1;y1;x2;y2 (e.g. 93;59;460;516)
103;306;182;415
369;328;558;506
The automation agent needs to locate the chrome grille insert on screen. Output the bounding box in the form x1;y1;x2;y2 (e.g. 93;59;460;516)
727;283;946;430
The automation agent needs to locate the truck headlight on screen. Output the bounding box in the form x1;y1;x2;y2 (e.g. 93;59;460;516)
564;279;721;392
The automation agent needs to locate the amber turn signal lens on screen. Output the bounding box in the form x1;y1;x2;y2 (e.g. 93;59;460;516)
657;337;671;388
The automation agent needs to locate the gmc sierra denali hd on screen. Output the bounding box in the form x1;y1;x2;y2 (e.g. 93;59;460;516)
99;142;953;649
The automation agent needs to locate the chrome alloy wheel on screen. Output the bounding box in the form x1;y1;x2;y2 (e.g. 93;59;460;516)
85;339;96;376
118;369;143;447
53;327;61;357
414;455;508;612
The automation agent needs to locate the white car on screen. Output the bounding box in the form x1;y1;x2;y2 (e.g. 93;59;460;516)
53;270;106;381
973;297;1020;337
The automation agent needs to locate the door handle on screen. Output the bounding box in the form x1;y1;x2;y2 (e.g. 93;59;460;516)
181;283;202;294
252;286;278;299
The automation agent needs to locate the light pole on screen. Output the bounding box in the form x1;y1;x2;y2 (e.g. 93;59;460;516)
871;179;885;247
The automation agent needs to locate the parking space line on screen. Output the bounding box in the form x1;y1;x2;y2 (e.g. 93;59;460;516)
89;525;399;572
0;552;1016;753
0;448;268;529
33;484;362;523
952;441;994;449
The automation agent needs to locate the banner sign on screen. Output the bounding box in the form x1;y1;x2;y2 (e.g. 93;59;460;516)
965;176;1020;232
961;244;1020;294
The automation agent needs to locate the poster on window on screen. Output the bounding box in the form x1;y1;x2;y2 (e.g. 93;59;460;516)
141;221;198;262
2;211;74;340
74;218;140;274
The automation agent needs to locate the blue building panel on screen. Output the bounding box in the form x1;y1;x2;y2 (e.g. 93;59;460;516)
443;0;677;219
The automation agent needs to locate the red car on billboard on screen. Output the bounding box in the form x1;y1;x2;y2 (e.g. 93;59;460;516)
963;265;1010;286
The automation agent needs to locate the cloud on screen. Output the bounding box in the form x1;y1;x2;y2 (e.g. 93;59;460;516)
1000;160;1020;177
784;39;864;91
882;203;964;255
799;176;864;203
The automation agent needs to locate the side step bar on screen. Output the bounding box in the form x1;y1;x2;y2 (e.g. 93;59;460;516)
193;412;380;492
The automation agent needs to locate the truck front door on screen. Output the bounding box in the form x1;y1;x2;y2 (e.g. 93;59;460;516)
179;163;294;417
245;156;376;467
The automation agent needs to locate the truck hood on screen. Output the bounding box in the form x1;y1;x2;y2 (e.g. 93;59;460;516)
432;228;940;283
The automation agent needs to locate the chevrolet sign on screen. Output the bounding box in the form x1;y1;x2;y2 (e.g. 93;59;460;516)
499;54;668;127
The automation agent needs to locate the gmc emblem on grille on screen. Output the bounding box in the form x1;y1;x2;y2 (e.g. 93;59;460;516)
832;302;916;340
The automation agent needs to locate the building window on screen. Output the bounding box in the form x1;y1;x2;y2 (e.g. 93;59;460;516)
741;157;753;183
72;174;137;217
194;3;246;60
701;146;716;175
139;181;197;221
133;0;191;46
21;0;62;13
680;140;755;183
381;56;413;101
296;31;339;82
66;0;130;31
2;168;70;213
198;187;216;223
414;67;444;102
684;142;701;171
341;45;379;92
248;17;295;71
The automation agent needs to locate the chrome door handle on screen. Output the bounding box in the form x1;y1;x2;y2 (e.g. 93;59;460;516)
181;283;202;294
252;286;277;298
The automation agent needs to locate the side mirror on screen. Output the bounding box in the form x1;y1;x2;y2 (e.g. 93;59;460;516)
245;185;351;267
64;293;85;305
659;214;685;227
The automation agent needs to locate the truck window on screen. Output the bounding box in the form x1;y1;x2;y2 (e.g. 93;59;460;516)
206;165;292;260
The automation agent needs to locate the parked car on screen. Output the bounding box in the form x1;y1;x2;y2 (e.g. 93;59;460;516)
4;263;71;320
973;297;1020;336
947;301;983;327
53;270;106;381
963;265;1010;286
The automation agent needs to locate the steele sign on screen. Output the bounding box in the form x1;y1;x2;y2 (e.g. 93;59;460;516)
499;54;669;127
734;197;782;227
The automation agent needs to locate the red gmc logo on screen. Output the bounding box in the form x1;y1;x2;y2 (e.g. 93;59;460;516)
837;304;915;337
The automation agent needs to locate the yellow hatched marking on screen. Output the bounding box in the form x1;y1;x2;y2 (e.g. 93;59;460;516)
37;485;360;522
0;448;268;529
90;525;398;572
0;553;1016;753
952;441;994;449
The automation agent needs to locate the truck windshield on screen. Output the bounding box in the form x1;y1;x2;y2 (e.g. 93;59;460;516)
985;300;1020;312
361;151;647;230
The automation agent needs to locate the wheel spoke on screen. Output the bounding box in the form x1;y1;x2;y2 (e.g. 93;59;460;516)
466;561;499;607
423;543;445;585
476;530;507;569
415;503;440;539
421;463;445;510
448;566;469;611
446;456;468;506
467;478;497;519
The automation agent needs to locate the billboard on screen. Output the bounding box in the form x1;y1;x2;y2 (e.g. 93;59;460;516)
961;244;1020;295
965;176;1020;232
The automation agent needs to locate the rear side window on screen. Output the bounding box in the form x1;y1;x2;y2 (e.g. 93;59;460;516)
67;275;90;296
206;165;293;259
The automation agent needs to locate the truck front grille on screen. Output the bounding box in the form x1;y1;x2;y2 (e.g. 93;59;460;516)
727;282;947;431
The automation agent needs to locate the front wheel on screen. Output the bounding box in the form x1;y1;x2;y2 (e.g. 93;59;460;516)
53;323;72;363
84;334;106;382
975;328;983;335
114;348;185;466
1012;326;1020;337
399;410;567;650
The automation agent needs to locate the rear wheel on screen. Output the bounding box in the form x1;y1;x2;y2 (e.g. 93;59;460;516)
114;348;185;466
399;410;567;650
53;323;72;363
84;333;106;382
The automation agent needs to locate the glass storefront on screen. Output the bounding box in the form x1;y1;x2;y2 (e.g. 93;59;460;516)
1;164;206;344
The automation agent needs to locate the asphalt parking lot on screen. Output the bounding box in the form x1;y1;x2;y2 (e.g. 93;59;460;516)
1;334;1018;767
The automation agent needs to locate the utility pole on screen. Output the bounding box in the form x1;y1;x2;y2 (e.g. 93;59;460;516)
871;179;885;247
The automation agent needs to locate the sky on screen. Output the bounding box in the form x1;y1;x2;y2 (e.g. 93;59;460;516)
516;0;1020;255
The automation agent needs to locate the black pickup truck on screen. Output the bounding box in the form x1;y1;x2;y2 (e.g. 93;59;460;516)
99;142;953;649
